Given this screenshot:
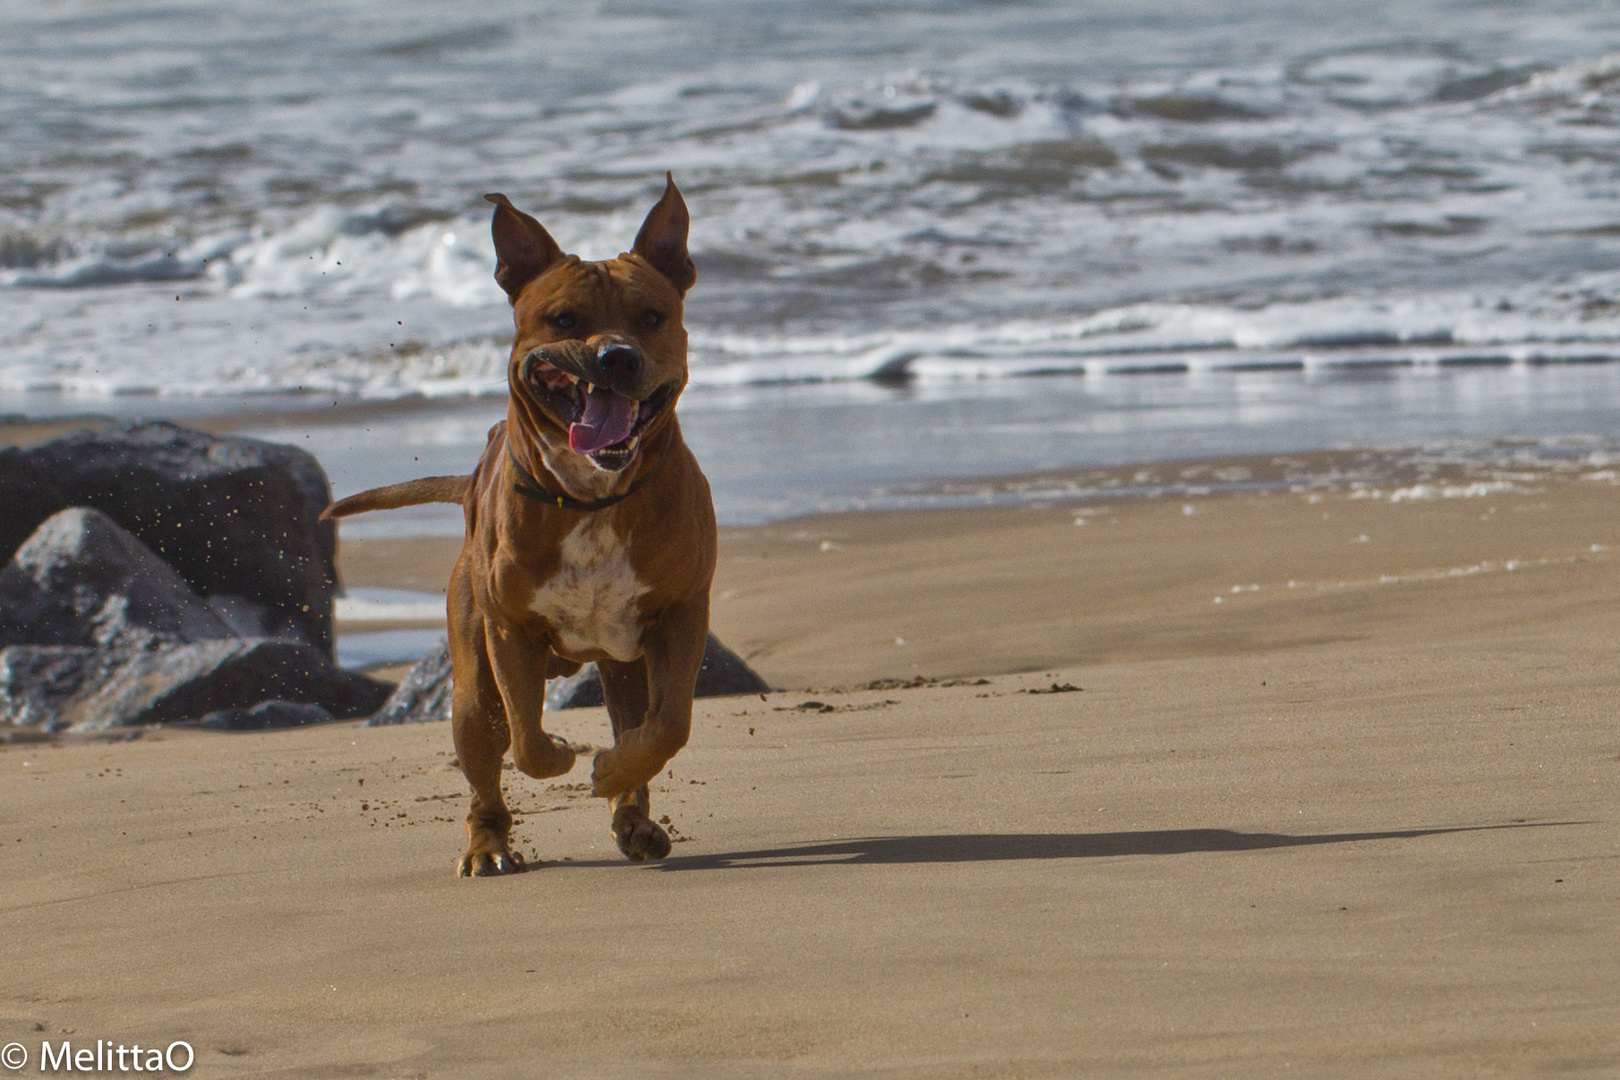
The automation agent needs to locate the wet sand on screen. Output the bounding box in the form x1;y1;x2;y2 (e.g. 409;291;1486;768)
4;464;1619;1076
340;454;1620;690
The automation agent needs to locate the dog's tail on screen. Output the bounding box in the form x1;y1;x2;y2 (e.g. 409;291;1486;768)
320;476;471;520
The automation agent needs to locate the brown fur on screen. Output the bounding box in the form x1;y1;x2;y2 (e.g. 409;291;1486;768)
323;476;469;519
329;176;716;875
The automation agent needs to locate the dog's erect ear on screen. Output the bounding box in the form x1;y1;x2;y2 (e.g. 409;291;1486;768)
631;173;696;296
484;193;565;303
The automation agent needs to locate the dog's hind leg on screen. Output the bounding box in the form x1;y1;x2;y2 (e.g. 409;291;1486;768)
598;657;671;862
450;583;522;877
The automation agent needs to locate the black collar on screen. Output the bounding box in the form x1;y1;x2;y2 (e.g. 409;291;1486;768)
506;440;670;513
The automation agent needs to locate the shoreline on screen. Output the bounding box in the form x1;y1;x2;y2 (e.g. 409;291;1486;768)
9;354;1620;527
9;403;1615;520
8;409;1614;686
339;455;1619;690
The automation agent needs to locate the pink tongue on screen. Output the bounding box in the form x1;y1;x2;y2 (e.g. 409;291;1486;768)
568;386;638;454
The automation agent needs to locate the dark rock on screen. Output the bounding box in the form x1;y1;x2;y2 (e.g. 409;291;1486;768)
364;638;453;726
0;639;390;731
0;508;235;649
196;699;334;731
0;446;69;563
546;664;605;710
1123;94;1267;122
0;645;122;729
24;421;338;654
693;633;772;698
825;99;938;131
368;633;770;724
550;634;771;709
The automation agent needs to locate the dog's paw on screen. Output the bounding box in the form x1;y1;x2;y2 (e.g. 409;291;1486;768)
512;736;576;780
614;818;672;862
590;746;652;799
456;848;527;878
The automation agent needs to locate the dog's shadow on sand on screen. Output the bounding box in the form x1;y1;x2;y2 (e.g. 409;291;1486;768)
558;821;1578;872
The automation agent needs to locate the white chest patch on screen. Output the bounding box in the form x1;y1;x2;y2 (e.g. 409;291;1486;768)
529;519;650;662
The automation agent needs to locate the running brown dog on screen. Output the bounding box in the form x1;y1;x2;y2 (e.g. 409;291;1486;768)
323;175;716;875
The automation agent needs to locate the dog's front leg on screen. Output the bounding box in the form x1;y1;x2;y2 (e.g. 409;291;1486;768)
597;657;669;861
448;569;522;877
591;597;707;802
484;617;577;780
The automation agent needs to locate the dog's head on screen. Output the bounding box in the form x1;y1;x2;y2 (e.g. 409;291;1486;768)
486;175;697;473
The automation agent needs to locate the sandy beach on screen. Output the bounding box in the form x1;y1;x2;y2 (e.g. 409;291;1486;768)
12;1;1620;1073
3;456;1618;1077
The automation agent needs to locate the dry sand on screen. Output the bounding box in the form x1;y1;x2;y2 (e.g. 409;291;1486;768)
4;461;1619;1077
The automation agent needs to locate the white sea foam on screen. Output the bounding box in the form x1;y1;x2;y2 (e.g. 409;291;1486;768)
7;268;1620;401
4;2;1620;411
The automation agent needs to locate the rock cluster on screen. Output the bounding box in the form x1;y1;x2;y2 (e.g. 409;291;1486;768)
0;422;388;732
367;633;770;726
366;638;453;726
19;421;337;650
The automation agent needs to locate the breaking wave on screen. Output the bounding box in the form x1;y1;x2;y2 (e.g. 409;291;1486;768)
5;4;1620;402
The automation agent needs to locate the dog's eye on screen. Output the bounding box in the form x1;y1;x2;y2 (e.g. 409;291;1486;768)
639;310;665;330
546;312;579;332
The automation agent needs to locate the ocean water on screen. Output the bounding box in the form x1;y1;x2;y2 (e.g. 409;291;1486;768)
6;0;1620;523
239;362;1620;532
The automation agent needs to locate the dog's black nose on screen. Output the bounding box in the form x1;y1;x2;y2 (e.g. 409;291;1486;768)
597;344;643;381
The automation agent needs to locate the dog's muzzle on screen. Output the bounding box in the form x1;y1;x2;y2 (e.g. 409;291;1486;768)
520;350;677;470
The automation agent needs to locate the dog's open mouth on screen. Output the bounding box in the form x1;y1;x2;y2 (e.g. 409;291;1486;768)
522;355;675;469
